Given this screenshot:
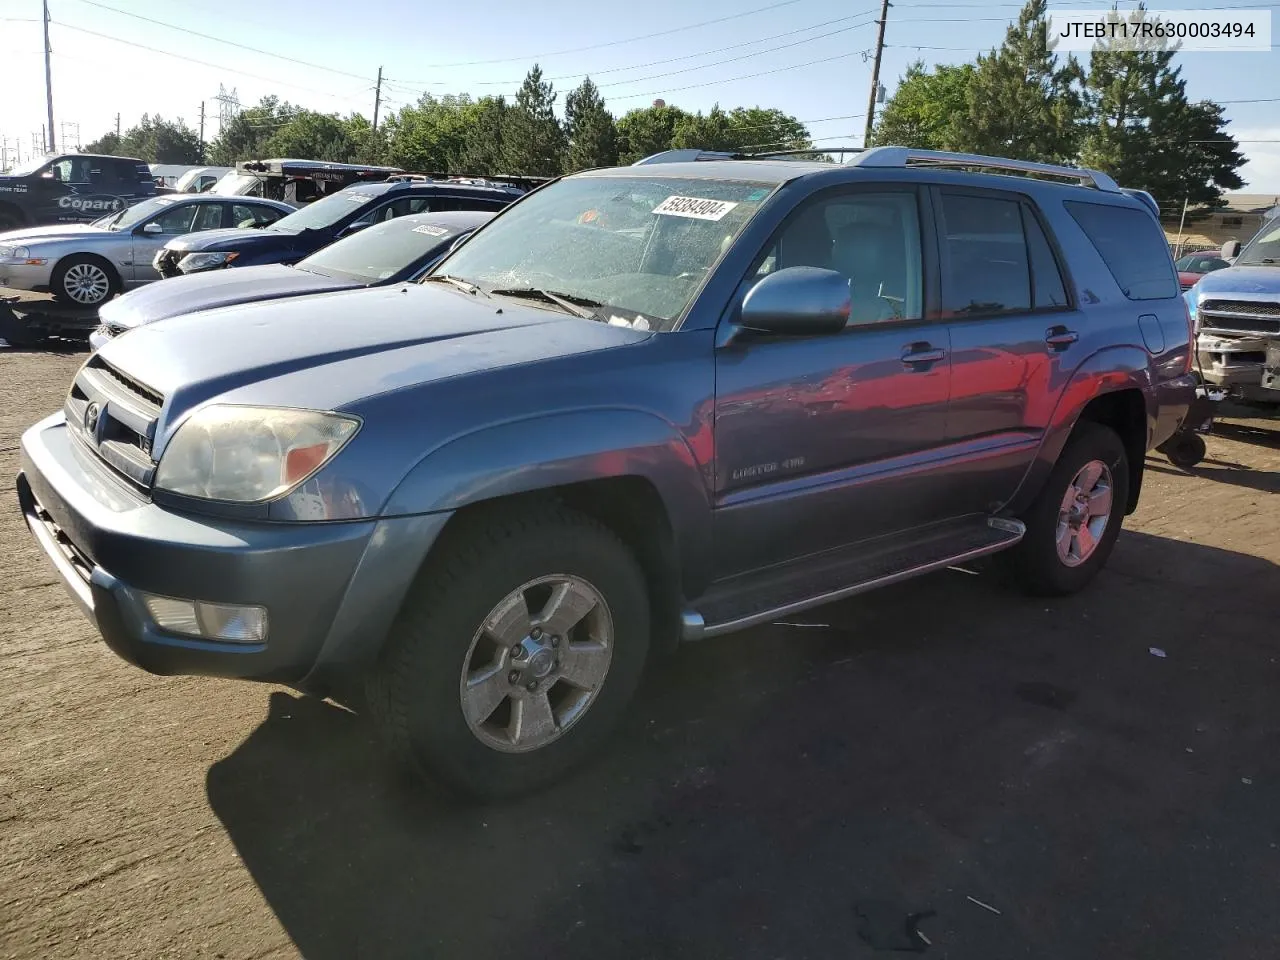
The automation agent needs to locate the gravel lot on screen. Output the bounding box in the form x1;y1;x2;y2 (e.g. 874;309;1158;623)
2;342;1278;959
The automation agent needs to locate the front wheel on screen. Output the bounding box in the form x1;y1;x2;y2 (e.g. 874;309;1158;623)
51;255;117;307
1004;422;1129;596
366;504;651;800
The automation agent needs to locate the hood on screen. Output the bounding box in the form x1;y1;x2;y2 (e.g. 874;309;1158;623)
0;223;103;244
1189;264;1280;300
164;227;289;253
97;283;651;437
99;263;353;330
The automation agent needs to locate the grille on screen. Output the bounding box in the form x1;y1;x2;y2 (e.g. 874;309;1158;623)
1201;300;1280;319
64;356;164;489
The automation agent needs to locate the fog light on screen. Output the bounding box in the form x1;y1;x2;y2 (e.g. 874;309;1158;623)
142;593;268;643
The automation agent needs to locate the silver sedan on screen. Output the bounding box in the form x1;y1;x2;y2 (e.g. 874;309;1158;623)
0;194;293;307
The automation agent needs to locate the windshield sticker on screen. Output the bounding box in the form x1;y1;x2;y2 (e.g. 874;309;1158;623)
412;224;449;237
652;195;739;221
608;315;651;331
746;188;770;201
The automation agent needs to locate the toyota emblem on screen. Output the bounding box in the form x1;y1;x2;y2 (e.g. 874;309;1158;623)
84;402;101;433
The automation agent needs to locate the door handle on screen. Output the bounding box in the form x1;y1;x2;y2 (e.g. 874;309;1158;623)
1045;326;1079;349
901;343;946;367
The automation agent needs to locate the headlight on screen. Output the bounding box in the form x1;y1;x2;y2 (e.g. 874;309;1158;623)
2;245;30;259
154;405;359;503
177;251;239;273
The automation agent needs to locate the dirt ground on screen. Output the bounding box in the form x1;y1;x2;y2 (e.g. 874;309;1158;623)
2;344;1279;960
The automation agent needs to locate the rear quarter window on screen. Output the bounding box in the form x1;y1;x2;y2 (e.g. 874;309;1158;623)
1064;200;1177;301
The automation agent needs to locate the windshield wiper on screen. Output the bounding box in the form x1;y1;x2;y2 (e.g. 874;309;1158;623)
423;274;485;296
489;287;603;320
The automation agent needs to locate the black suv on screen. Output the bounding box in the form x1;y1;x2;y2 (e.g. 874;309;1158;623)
0;154;156;229
154;178;528;277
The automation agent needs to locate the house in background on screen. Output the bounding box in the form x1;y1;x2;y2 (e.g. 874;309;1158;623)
1168;192;1280;254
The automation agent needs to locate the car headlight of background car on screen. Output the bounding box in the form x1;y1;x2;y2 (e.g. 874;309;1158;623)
177;251;240;273
0;245;44;262
154;405;359;503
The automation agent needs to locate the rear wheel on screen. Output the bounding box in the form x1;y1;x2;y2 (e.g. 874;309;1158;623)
1004;422;1129;596
1159;431;1206;470
366;504;651;800
51;255;118;307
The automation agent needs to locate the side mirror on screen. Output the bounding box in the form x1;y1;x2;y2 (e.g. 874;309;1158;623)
340;221;372;238
142;222;164;235
1222;239;1241;260
738;266;850;336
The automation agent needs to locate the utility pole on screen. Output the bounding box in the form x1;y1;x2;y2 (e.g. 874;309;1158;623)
198;102;206;162
115;113;121;138
372;66;384;134
43;0;55;153
863;0;891;146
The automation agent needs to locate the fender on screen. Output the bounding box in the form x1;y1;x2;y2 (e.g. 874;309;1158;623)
381;407;715;591
1006;344;1154;515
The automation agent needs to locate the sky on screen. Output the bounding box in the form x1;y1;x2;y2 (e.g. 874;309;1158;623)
1;0;1277;192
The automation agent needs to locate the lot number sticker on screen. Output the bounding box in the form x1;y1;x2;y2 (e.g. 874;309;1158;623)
653;195;739;221
412;224;449;236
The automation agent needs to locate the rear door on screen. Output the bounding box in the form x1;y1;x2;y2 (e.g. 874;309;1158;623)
936;187;1080;512
712;184;954;577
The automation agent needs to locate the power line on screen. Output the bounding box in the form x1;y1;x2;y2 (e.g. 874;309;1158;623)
64;0;374;81
50;21;371;98
610;49;868;102
397;0;809;69
391;9;880;87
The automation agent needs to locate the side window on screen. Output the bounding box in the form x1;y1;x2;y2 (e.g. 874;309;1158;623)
191;204;223;231
230;203;282;228
49;159;73;182
1022;206;1068;309
754;191;924;326
939;193;1030;316
147;203;199;234
1064;200;1178;300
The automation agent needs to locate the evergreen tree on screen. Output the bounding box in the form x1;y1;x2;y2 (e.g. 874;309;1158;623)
506;65;565;176
959;0;1083;162
564;78;618;171
1080;7;1244;206
615;104;689;163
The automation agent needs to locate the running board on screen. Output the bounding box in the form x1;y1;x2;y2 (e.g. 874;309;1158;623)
681;517;1025;641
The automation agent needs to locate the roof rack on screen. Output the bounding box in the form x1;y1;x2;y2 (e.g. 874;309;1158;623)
633;147;866;165
847;147;1121;193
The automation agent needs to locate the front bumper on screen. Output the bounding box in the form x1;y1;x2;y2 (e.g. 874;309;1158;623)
1196;333;1280;402
0;258;53;292
18;414;451;685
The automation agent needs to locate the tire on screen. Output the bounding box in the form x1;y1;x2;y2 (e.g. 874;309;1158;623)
51;255;118;307
366;503;651;800
1160;431;1206;471
1005;421;1129;597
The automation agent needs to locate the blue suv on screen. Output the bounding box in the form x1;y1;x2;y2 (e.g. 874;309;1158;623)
18;148;1196;799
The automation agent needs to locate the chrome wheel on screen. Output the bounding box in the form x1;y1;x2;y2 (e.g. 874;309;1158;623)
459;574;614;754
1056;459;1113;567
62;262;111;304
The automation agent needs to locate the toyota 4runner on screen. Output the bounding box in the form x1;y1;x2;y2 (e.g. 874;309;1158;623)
18;148;1197;799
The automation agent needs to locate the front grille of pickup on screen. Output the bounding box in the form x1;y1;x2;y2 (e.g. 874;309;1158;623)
64;355;164;490
1199;300;1280;336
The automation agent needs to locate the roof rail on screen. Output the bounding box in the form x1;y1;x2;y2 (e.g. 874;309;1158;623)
848;147;1121;193
632;149;740;165
1121;187;1161;217
748;146;866;160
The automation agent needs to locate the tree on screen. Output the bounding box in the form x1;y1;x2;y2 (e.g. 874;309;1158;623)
564;77;618;171
671;105;737;151
1079;7;1244;208
615;104;689;163
207;96;295;165
84;115;201;163
724;107;809;152
958;0;1083;162
506;65;565;176
262;110;361;163
873;62;976;149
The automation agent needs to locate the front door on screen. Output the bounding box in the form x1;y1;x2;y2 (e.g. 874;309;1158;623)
130;201;220;282
31;157;93;224
712;186;954;579
935;188;1082;512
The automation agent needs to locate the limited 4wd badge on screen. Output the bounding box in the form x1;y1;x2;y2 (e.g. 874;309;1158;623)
57;195;125;213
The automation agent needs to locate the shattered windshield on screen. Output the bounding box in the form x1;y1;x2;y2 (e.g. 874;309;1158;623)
432;175;774;330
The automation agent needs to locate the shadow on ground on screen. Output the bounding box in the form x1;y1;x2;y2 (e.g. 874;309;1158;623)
208;532;1280;960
